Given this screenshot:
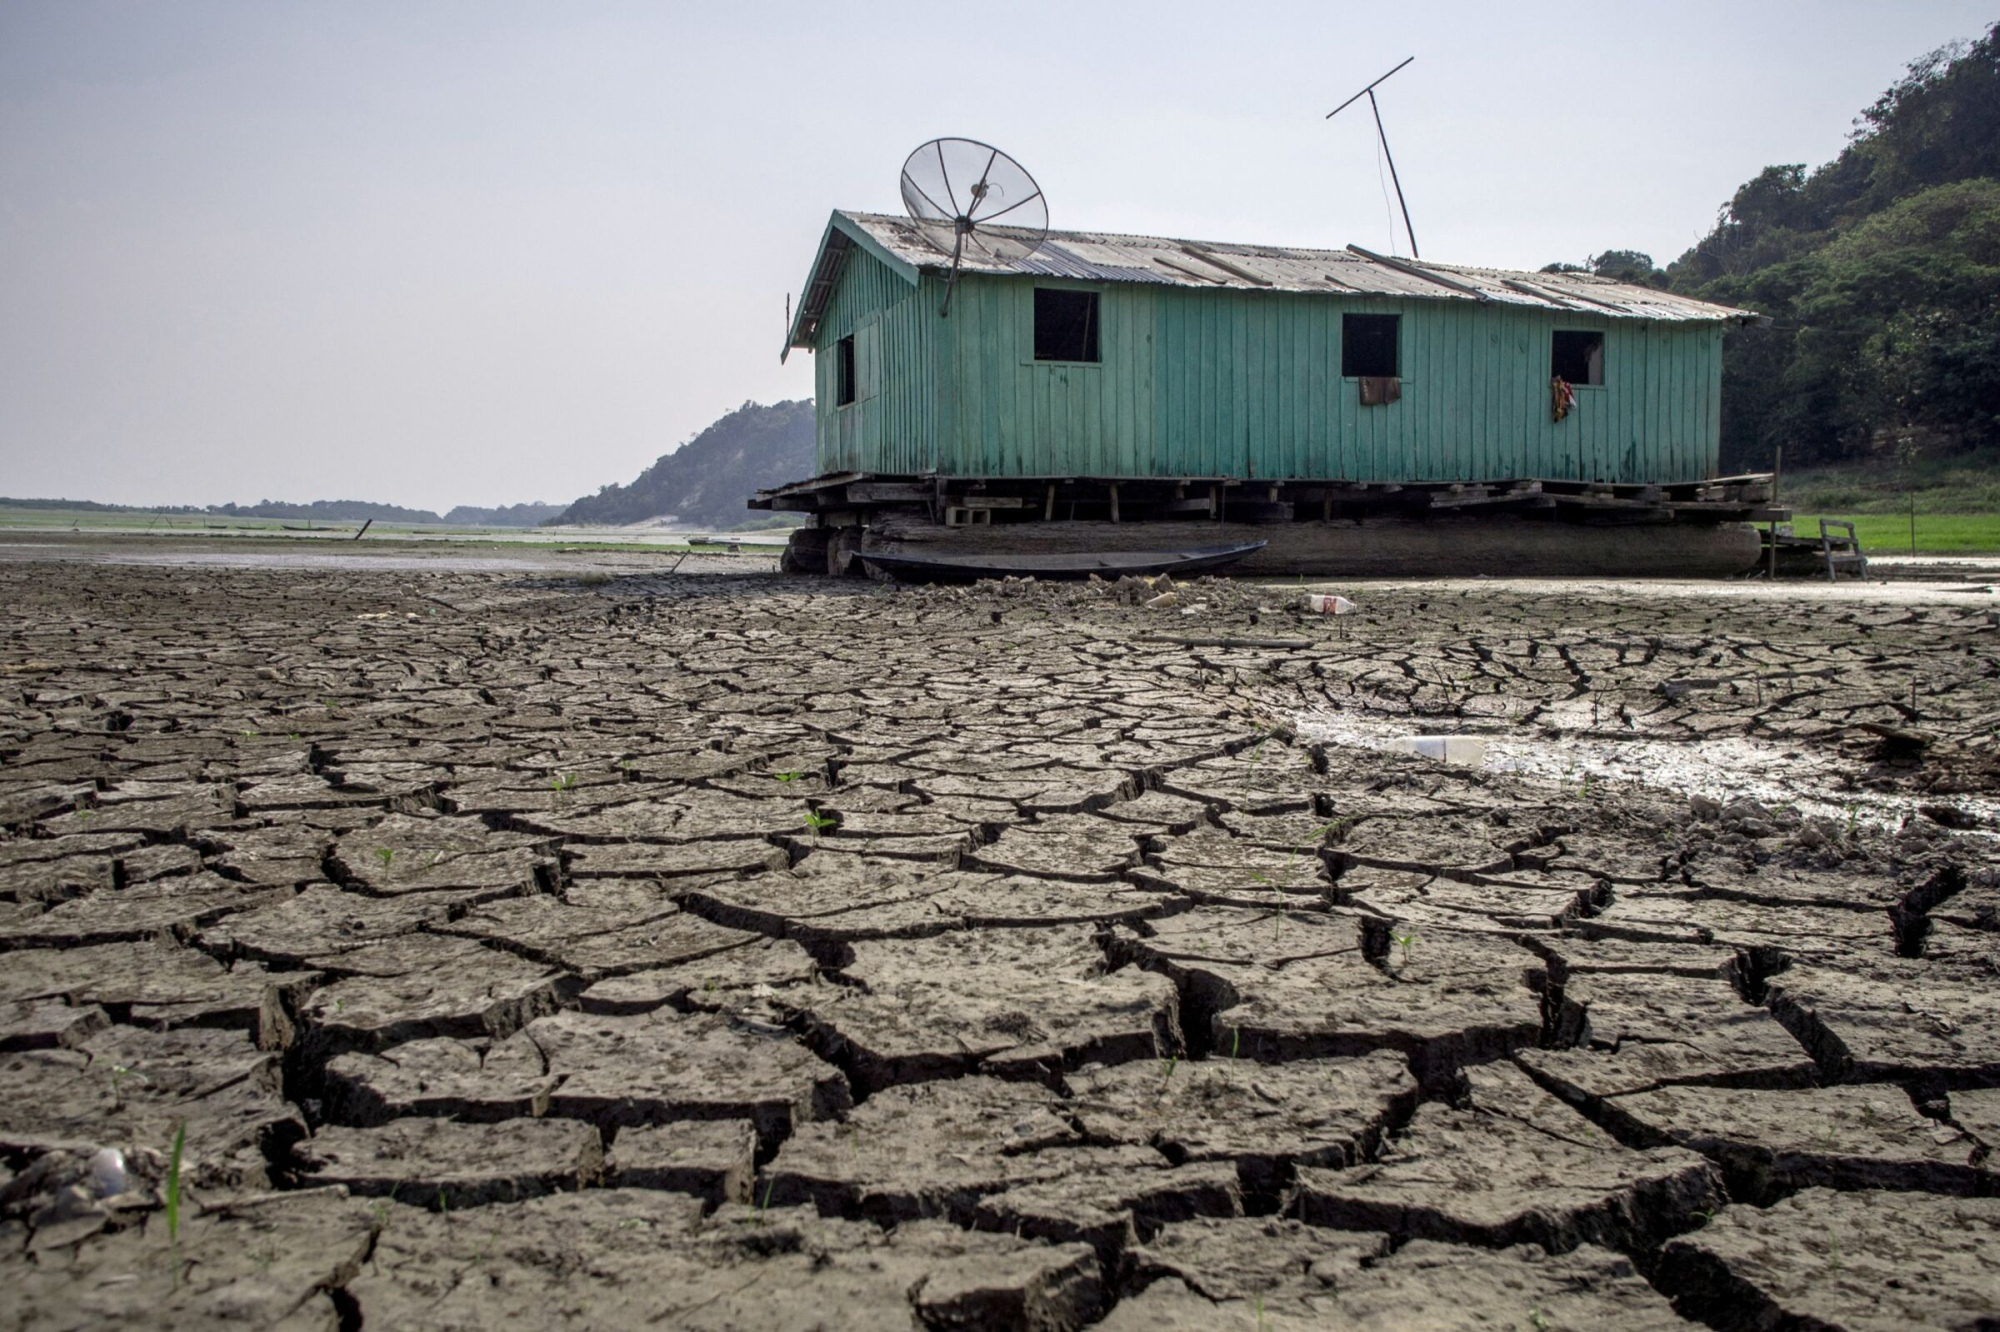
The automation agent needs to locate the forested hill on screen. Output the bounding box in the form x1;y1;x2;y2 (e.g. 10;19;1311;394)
1555;23;1999;472
550;399;813;528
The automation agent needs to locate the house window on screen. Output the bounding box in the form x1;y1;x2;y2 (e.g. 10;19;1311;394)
1551;330;1604;386
835;335;856;406
1341;313;1399;377
1034;288;1100;363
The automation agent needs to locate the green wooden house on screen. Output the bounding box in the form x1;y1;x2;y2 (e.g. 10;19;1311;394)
779;210;1757;488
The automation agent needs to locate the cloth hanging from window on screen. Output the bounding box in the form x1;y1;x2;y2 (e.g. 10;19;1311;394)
1358;375;1401;406
1551;376;1577;423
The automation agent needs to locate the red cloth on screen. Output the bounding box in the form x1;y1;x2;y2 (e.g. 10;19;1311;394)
1551;377;1577;422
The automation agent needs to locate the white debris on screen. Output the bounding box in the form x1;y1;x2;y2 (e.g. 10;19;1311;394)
1387;735;1488;766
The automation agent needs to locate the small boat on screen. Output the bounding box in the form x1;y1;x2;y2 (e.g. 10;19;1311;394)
860;540;1267;583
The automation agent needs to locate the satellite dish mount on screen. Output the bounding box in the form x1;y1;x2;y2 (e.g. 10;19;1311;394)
1326;57;1420;258
899;138;1050;316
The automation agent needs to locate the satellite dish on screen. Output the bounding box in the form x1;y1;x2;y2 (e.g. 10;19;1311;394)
899;138;1049;315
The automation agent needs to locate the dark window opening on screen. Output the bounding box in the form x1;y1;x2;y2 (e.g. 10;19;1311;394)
1034;288;1100;362
835;335;856;406
1551;330;1604;386
1341;313;1399;378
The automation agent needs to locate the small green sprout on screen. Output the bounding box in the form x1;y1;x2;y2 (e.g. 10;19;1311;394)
773;771;805;784
551;772;578;793
1691;1206;1716;1228
1160;1055;1180;1081
1230;1026;1241;1060
1529;1309;1550;1332
802;810;837;836
107;1062;146;1107
374;847;395;869
1391;928;1420;965
438;1187;450;1222
238;729;259;739
165;1120;186;1288
750;1178;775;1226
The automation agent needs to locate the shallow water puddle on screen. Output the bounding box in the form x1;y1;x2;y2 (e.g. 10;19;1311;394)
1295;704;2000;835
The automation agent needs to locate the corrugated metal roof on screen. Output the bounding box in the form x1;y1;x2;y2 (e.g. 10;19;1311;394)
787;210;1753;349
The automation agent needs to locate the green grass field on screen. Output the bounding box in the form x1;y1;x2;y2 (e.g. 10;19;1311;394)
1780;450;2000;516
1790;512;2000;555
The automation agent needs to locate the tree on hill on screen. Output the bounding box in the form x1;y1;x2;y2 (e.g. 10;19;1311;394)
1571;23;2000;470
1538;251;1665;285
550;400;813;528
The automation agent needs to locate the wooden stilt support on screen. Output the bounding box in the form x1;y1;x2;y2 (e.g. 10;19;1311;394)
1108;483;1120;523
1043;483;1056;522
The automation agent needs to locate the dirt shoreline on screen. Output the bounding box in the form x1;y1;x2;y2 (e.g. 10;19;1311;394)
2;538;1996;1329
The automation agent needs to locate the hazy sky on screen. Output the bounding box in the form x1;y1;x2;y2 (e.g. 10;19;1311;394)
2;1;1992;512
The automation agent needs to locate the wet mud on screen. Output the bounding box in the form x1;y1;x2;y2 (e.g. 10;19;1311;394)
2;544;1997;1330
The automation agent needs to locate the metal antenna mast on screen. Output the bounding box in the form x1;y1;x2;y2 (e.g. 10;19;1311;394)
1326;56;1419;258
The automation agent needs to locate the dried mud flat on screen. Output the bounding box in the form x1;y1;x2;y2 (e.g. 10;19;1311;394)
2;540;1998;1331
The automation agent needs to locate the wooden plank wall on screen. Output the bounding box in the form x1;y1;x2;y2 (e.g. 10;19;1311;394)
811;248;935;474
813;263;1724;484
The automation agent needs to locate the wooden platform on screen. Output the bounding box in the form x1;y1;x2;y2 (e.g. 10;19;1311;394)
752;471;1784;525
757;471;1785;580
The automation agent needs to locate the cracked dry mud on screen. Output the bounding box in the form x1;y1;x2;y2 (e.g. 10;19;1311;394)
2;548;1999;1331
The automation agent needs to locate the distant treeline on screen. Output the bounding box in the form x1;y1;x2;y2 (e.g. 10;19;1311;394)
2;497;205;514
1552;23;2000;471
442;502;566;527
2;497;563;527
